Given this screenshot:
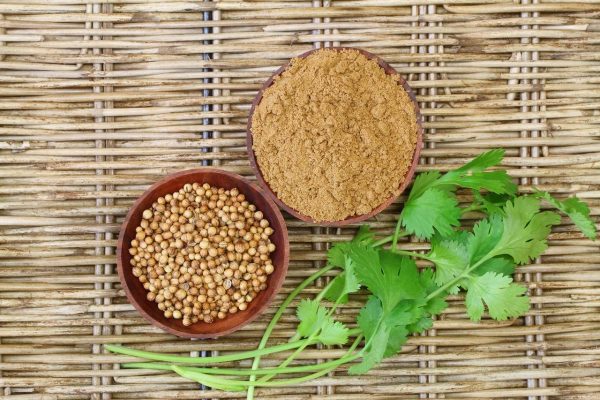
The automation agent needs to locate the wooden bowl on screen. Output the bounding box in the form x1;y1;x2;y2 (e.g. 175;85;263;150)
246;46;424;227
116;169;289;339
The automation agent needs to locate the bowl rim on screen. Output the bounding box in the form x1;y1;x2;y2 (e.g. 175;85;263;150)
246;46;424;227
116;168;290;339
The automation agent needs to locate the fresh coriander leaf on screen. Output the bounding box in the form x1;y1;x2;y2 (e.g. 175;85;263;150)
457;148;506;173
475;256;515;277
324;274;348;303
473;191;514;216
351;297;387;374
386;297;431;340
418;268;449;312
467;214;504;263
383;320;410;357
428;239;469;292
442;230;470;246
537;191;596;240
327;242;350;268
402;187;461;238
408;316;433;333
318;319;349;346
425;296;448;316
296;299;326;337
464;272;530;321
407;171;443;201
496;197;561;264
408;268;448;332
349;322;389;375
438;149;517;195
355;296;382;341
442;170;517;195
354;296;415;370
327;225;376;267
353;225;376;244
352;247;424;312
324;257;361;303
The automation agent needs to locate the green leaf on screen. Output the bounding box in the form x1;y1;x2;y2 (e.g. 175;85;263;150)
467;214;504;263
457;149;506;173
424;296;448;315
324;274;348;303
438;149;516;195
402;187;461;239
407;171;442;201
442;170;516;195
318;320;349;346
473;191;514;216
327;225;376;267
327;242;350;268
475;256;515;277
428;239;469;292
296;299;326;337
496;197;561;264
386;300;423;352
324;257;361;303
538;192;596;240
464;272;530;321
356;296;382;341
408;316;433;333
382;322;409;357
349;323;389;375
354;297;414;370
353;225;376;244
351;247;424;312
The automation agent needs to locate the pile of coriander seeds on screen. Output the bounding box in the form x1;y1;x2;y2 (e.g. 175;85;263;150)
128;182;276;326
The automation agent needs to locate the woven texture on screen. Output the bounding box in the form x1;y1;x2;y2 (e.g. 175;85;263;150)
1;1;600;399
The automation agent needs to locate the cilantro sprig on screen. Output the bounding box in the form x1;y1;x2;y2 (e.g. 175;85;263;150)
106;149;596;397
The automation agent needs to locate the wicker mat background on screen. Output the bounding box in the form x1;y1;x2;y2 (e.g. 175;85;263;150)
1;1;600;399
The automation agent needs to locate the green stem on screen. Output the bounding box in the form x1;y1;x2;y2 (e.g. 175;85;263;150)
105;339;316;365
123;353;361;376
425;252;496;301
246;264;336;399
391;248;432;261
175;336;364;389
259;284;344;384
287;277;337;344
461;203;484;214
391;215;404;250
372;231;409;248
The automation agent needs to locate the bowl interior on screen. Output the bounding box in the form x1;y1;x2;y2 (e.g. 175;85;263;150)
117;169;289;338
246;46;424;227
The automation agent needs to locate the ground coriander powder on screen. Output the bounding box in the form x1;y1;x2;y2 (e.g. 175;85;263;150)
251;48;418;222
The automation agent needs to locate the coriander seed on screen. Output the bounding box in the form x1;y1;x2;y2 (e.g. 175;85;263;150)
129;182;277;326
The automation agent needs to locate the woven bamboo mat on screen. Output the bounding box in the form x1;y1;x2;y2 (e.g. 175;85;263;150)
1;1;600;399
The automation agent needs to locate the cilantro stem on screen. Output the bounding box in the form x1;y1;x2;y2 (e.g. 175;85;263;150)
175;335;364;389
287;277;337;344
260;283;345;384
461;203;484;214
391;249;432;261
372;231;408;248
425;252;495;301
246;263;336;399
104;340;317;364
391;216;405;250
123;353;362;376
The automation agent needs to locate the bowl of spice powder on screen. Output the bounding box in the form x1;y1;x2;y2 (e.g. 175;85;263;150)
247;47;423;225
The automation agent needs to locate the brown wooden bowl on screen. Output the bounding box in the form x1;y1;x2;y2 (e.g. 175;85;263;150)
246;46;424;227
116;169;289;339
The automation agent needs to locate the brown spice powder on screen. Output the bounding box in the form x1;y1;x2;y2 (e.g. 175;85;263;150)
251;48;418;222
